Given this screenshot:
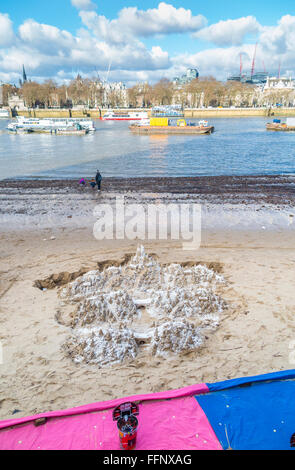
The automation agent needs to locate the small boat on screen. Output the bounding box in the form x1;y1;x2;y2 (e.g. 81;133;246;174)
130;118;214;135
0;109;9;119
101;111;148;121
266;118;295;131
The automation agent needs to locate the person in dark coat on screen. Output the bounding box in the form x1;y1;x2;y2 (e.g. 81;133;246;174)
95;170;102;191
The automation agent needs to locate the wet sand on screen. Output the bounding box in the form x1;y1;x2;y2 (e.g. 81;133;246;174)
1;175;295;204
0;179;295;420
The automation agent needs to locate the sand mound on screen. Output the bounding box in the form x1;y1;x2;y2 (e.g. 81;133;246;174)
148;287;225;320
59;246;227;367
74;291;139;327
63;325;138;366
151;320;203;356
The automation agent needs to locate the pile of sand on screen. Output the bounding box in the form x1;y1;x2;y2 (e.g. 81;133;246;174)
63;324;138;366
151;320;203;356
59;246;227;366
74;291;138;327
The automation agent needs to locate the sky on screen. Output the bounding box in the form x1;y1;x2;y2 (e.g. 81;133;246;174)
0;0;295;85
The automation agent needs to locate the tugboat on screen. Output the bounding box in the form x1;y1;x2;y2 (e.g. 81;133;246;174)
130;118;214;135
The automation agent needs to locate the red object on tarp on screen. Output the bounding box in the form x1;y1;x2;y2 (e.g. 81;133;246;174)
113;402;139;450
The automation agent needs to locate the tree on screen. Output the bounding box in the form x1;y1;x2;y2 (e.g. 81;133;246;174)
1;84;18;105
197;77;221;107
21;82;43;108
152;79;174;105
56;85;69;107
41;80;58;107
67;76;92;106
127;83;153;108
128;85;140;107
186;79;203;107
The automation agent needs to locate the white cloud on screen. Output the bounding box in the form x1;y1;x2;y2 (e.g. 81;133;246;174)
0;46;43;74
0;70;20;84
0;14;171;83
69;40;170;72
80;2;206;44
117;2;206;36
172;33;295;81
1;7;295;85
19;20;76;55
259;15;295;54
172;46;253;81
79;12;128;44
71;0;97;11
194;16;260;46
0;13;14;47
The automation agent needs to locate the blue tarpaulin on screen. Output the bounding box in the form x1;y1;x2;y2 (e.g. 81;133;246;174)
196;369;295;450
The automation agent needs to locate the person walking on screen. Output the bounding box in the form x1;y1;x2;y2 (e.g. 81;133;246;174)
95;170;102;192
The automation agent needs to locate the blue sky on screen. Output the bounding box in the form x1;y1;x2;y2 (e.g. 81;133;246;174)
2;0;293;29
0;1;295;84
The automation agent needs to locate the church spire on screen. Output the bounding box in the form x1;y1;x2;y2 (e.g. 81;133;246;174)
22;65;27;84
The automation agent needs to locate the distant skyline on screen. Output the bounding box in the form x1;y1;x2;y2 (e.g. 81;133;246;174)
0;1;294;85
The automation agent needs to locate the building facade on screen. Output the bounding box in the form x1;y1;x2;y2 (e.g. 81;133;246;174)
8;94;26;111
98;80;128;108
263;76;295;91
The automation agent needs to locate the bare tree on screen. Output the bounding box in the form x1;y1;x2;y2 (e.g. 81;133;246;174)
1;84;18;105
152;79;174;105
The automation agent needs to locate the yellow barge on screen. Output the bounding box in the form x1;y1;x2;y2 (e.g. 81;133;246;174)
130;118;214;135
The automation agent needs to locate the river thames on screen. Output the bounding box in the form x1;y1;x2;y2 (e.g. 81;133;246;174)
1;117;295;179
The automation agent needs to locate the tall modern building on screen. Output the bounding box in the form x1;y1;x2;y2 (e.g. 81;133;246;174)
173;68;199;85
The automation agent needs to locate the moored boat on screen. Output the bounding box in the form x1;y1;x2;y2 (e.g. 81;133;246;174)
0;109;9;119
7;116;95;133
266;118;295;131
101;110;148;121
8;127;87;135
34;128;87;135
151;105;184;118
130;118;214;135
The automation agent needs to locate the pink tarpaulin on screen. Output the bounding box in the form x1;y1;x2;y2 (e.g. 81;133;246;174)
0;383;222;450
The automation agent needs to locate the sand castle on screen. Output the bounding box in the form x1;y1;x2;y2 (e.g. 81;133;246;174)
58;246;227;366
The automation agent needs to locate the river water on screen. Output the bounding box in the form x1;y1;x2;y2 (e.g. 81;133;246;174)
0;117;295;180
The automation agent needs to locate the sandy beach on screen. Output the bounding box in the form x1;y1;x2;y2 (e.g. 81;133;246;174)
0;177;295;421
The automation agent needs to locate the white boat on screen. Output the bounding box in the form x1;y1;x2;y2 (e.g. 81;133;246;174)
101;111;148;121
7;116;95;132
0;109;9;118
